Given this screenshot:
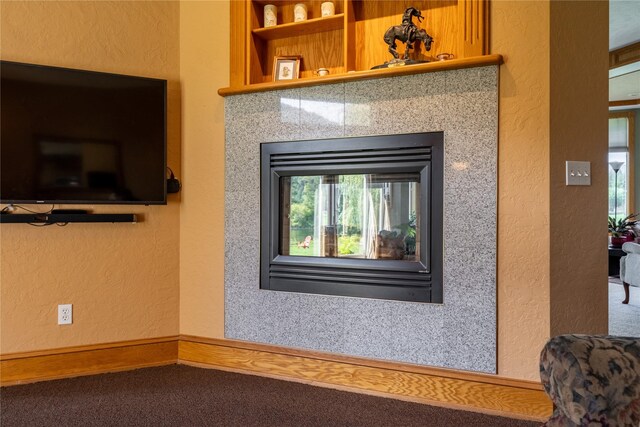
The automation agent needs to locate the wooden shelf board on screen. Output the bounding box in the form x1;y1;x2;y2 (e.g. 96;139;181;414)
252;14;344;40
219;54;503;96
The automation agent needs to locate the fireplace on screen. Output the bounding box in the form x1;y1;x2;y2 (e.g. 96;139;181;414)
225;66;498;372
260;132;443;303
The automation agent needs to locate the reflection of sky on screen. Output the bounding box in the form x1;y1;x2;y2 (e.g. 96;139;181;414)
280;98;370;126
280;98;298;123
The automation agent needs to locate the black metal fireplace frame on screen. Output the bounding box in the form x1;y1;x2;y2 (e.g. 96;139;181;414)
260;132;443;303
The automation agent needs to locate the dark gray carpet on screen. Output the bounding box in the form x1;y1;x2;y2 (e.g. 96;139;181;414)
0;364;541;426
609;280;640;337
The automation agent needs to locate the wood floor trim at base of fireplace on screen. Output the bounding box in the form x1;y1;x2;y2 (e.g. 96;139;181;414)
178;335;552;422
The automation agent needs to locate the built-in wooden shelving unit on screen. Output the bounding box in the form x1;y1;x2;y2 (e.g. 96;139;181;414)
222;0;492;95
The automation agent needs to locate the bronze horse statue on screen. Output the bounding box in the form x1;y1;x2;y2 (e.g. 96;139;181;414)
383;7;434;60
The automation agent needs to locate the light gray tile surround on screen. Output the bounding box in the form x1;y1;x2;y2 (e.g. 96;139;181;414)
224;66;498;373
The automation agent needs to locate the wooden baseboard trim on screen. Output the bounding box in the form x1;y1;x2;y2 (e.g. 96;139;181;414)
1;336;179;386
178;335;552;422
1;335;552;421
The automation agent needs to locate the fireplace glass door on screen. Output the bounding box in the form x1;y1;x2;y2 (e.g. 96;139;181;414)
261;132;443;303
280;174;420;262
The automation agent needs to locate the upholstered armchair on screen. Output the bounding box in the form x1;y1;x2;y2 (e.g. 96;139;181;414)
540;335;640;426
620;242;640;304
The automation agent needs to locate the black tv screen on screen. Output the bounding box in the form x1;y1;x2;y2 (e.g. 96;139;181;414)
1;61;167;205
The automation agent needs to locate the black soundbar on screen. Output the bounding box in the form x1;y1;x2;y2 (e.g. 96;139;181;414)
0;214;137;224
51;209;90;215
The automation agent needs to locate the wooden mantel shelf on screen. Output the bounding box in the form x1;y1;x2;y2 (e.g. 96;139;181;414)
218;54;503;97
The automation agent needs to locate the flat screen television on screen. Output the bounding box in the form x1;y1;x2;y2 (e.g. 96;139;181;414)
1;60;167;205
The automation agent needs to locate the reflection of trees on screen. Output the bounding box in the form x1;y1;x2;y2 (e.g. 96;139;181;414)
289;174;366;235
287;174;417;257
338;175;364;236
289;176;320;229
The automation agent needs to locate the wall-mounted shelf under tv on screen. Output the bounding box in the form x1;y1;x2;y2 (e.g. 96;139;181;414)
0;214;137;224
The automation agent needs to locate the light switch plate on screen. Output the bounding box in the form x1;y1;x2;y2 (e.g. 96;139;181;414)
566;161;591;186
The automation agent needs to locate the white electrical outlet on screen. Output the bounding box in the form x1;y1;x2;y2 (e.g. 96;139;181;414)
58;304;72;325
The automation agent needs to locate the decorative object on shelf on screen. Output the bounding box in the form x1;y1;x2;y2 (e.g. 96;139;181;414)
608;213;638;247
437;53;454;61
264;4;277;28
372;7;434;70
273;56;301;81
294;3;307;22
313;67;329;76
321;2;335;17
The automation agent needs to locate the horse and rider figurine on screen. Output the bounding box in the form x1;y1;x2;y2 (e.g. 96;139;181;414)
374;7;434;69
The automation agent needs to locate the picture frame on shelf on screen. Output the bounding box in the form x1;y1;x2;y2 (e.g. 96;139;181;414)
273;56;301;81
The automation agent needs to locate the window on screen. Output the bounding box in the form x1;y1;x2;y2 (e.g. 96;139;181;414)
609;113;635;219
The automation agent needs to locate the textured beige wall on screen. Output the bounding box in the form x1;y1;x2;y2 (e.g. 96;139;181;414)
178;1;227;338
493;1;609;379
0;0;609;382
0;1;180;353
549;1;608;336
492;1;551;380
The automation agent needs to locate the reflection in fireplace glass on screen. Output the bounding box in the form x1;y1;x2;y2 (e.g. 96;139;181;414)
279;173;420;261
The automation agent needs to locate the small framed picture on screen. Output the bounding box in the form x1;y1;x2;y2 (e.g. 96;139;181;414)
273;56;301;81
